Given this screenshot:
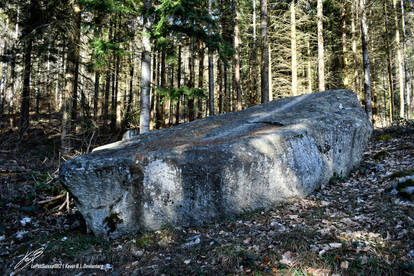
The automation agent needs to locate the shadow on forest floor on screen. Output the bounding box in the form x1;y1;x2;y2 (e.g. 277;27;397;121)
1;115;414;275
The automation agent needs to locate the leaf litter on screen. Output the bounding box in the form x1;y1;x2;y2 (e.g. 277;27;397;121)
1;125;414;275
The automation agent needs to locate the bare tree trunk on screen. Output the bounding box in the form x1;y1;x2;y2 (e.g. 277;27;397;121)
198;42;205;118
268;43;272;100
103;69;110;124
115;54;121;129
341;0;349;87
233;0;242;110
384;1;394;122
9;4;19;127
360;0;372;123
176;45;181;124
224;65;229;112
19;37;33;135
35;61;40;115
123;60;134;129
401;0;411;118
393;0;405;118
169;62;174;125
291;0;297;96
351;0;360;96
249;0;258;105
61;1;81;154
317;0;325;91
260;0;269;103
156;50;166;128
306;37;312;94
150;52;157;128
218;59;223;113
139;0;152;134
93;72;100;120
208;0;215;116
188;41;195;122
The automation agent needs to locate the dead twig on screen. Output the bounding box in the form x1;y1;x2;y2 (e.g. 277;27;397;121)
37;193;65;204
58;192;70;212
86;130;96;153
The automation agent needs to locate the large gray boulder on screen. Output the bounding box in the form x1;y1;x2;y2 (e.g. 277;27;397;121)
60;90;372;238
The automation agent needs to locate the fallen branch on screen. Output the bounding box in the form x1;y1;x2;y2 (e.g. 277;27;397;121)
37;193;65;204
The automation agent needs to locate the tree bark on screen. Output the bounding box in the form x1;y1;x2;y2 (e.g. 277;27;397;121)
156;50;166;128
176;45;181;124
249;0;258;105
218;59;223;113
208;0;215;116
341;0;349;87
317;0;325;91
188;41;195;121
393;0;405;118
61;1;81;155
19;37;33;134
401;0;411;118
198;42;205;118
115;53;121;129
291;0;297;96
93;72;100;120
360;0;372;123
351;0;360;96
123;60;134;130
139;0;152;134
233;0;242;110
384;1;394;122
306;37;312;94
260;0;269;103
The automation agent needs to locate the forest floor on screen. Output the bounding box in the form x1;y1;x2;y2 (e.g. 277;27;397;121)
1;115;414;275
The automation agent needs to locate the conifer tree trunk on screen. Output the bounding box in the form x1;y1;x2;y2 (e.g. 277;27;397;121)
401;0;411;118
156;50;166;128
250;0;258;105
233;0;242;110
19;37;33;134
9;4;19;127
176;45;181;124
198;42;205;118
393;0;405;118
93;72;100;120
115;54;121;129
306;37;312;94
224;65;229;112
384;1;394;122
260;0;269;103
123;61;134;129
71;57;80;123
188;42;195;122
169;63;174;125
291;0;297;96
103;69;110;124
150;53;157;128
351;0;360;96
61;1;81;154
342;0;349;87
218;59;223;113
317;0;325;91
360;0;372;123
208;0;215;116
71;9;82;124
139;0;152;134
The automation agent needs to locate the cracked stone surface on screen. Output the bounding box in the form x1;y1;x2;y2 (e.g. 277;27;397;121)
59;90;372;238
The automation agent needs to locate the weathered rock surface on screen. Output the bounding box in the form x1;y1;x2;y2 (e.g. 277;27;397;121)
60;90;372;238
